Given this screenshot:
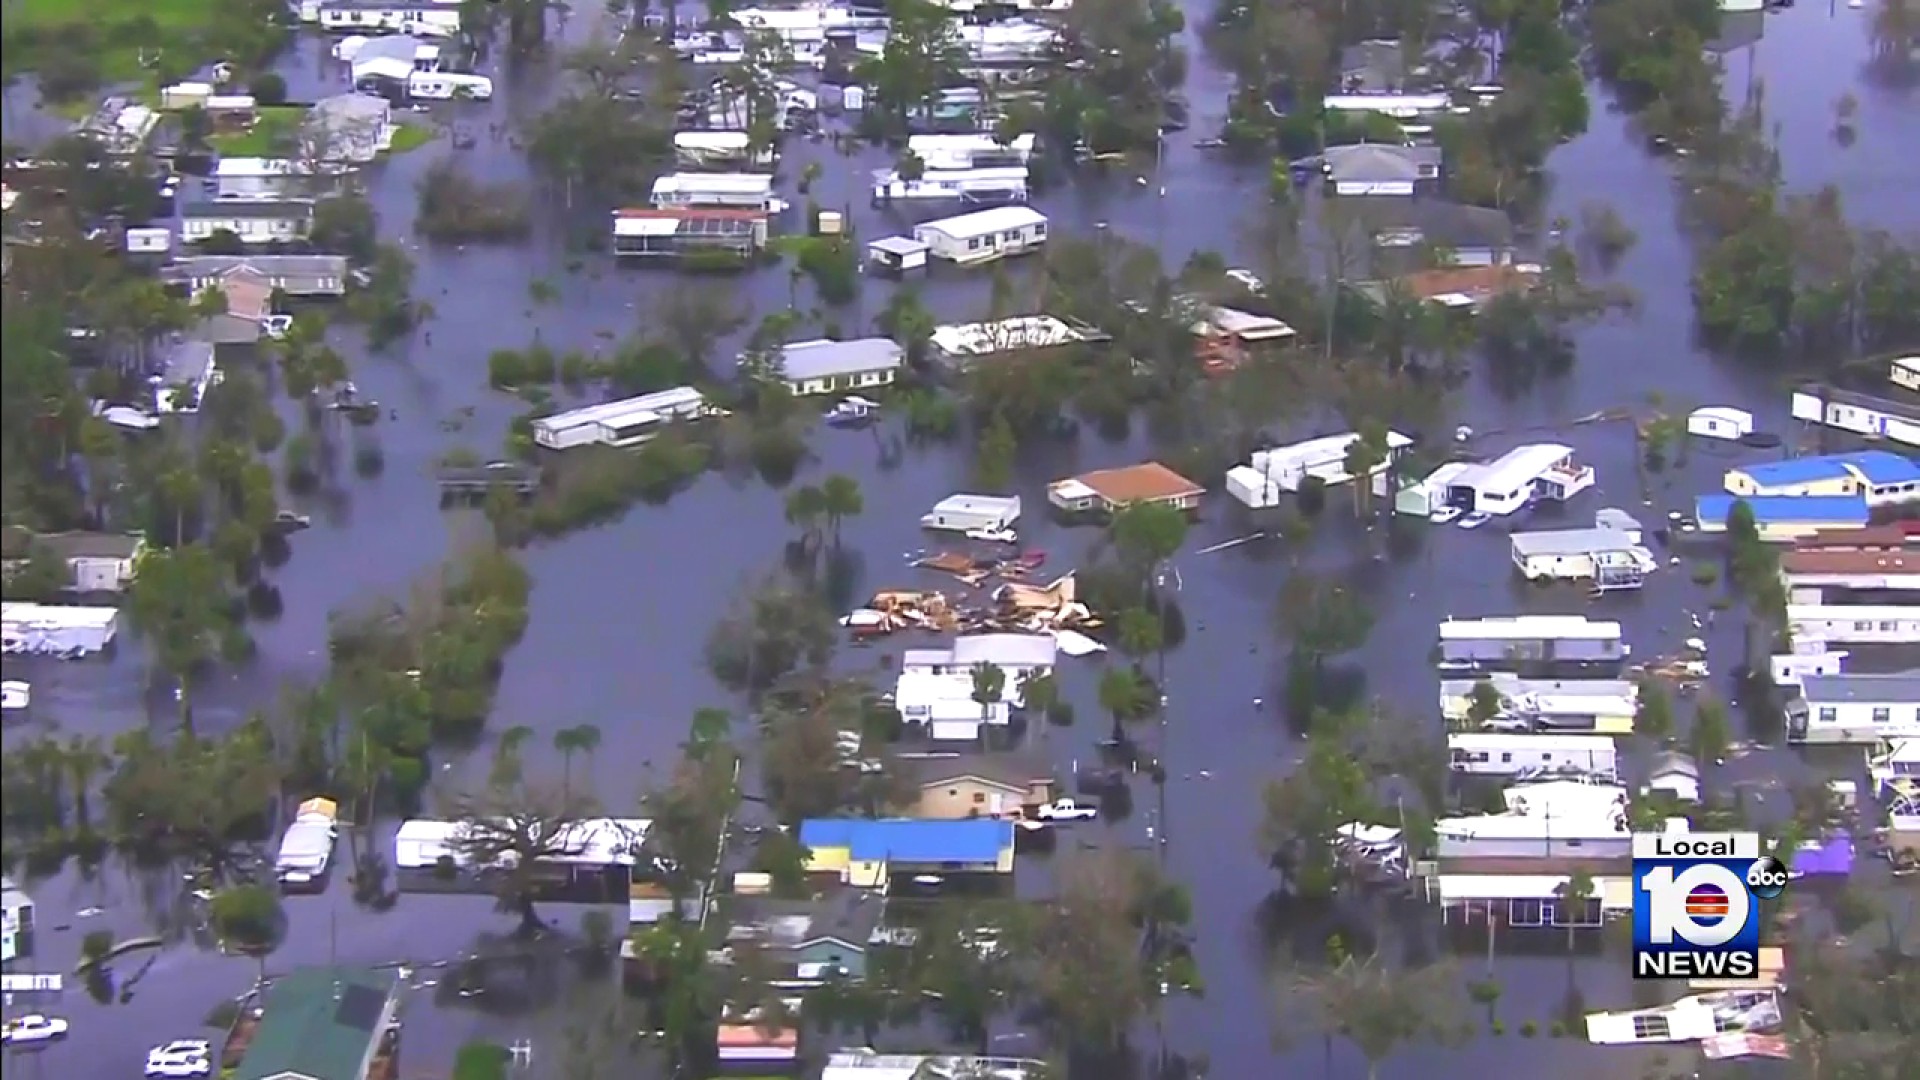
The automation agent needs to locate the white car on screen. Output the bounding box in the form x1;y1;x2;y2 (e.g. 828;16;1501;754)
1034;798;1100;822
1456;511;1493;530
1;1014;70;1045
147;1040;213;1078
1429;506;1463;525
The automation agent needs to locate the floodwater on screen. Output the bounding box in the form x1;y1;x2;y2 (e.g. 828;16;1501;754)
4;4;1916;1078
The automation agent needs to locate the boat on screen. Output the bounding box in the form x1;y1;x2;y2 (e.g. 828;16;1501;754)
268;511;312;536
824;395;880;427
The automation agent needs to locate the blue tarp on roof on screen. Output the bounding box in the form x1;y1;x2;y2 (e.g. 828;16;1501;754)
1695;494;1871;526
1736;451;1920;489
799;818;1012;863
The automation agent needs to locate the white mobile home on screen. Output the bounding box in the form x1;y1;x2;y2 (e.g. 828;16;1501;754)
1441;676;1640;732
1434;808;1630;861
913;206;1048;266
1788;604;1920;645
2;602;120;657
1509;527;1657;590
316;0;462;35
1893;356;1920;392
872;166;1029;205
407;70;493;100
920;494;1022;533
1791;385;1920;448
673;131;775;170
652;172;779;211
530;386;709;451
1324;92;1450;118
1686;406;1755;441
1441;443;1596;516
181;201;315;245
1789;671;1920;744
906;132;1037;171
774;338;904;396
1225;429;1413;509
1447;733;1618;779
1437;616;1627;671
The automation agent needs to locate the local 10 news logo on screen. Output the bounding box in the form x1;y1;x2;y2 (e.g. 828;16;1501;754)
1632;832;1786;980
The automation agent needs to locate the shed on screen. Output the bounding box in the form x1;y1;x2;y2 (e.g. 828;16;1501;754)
920;493;1022;533
1687;406;1754;440
1645;752;1702;803
125;227;172;255
867;235;929;276
912;205;1048;266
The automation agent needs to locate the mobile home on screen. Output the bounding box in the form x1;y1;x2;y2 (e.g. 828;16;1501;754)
316;0;462;35
530;387;709;450
906;132;1037;170
920;493;1022;533
407;70;493;100
912;205;1048;266
1788;604;1920;645
871;166;1029;205
1436;616;1627;673
1441;443;1596;516
1790;384;1920;448
1447;733;1619;780
651;172;780;212
672;130;775;170
611;207;768;261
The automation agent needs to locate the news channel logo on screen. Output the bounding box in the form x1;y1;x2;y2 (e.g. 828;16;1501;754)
1631;832;1786;980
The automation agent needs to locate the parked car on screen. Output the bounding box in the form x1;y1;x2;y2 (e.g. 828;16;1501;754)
1456;511;1493;530
1;1015;70;1045
1430;506;1463;525
147;1040;213;1078
1034;798;1100;822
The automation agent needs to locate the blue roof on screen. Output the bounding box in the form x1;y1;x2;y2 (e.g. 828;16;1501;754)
1694;494;1870;526
799;818;1013;863
1736;451;1920;489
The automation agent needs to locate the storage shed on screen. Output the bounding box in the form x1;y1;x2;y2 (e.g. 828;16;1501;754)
912;205;1048;266
1687;406;1754;441
867;236;929;277
920;494;1022;533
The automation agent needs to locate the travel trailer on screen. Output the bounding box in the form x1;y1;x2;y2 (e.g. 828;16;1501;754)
407;71;493;100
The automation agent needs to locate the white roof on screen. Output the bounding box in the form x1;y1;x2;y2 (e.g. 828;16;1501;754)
823;1052;1039;1080
674;130;751;149
914;205;1046;242
531;387;705;435
1441;676;1638;700
1436;812;1624;840
869;235;929;256
1256;430;1413;471
907;132;1036;167
276;819;335;867
1895;356;1919;373
1438;615;1622;641
652;172;774;196
931;316;1092;357
1195;304;1296;341
214;157;298;177
1503;780;1628;816
1452;442;1575;495
1436;873;1629;903
929;493;1021;516
778;337;904;381
951;633;1057;669
1690;405;1753;423
1790;604;1915;624
2;602;118;629
1448;732;1616;753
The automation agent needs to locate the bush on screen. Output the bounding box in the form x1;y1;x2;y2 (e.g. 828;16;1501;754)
248;72;288;105
1690;562;1719;586
453;1042;510;1080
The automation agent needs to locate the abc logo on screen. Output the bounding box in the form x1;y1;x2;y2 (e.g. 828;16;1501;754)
1745;855;1789;900
1640;857;1782;948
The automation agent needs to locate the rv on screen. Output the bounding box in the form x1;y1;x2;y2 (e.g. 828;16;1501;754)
275;797;340;891
407;71;494;101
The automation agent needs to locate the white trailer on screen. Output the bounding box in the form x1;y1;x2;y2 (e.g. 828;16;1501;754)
906;132;1036;170
913;205;1048;266
530;387;708;451
651;172;779;211
672;131;775;170
920;493;1022;533
407;71;493;100
1447;733;1618;779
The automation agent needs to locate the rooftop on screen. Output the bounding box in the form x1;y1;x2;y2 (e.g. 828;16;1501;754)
1695;494;1872;527
798;818;1013;863
1796;523;1920;550
1510;527;1642;558
950;633;1057;669
1057;461;1204;505
1394;263;1538;305
869;235;930;256
1355;197;1515;250
1734;450;1920;489
1437;615;1621;641
725;887;887;950
1780;549;1915;578
5;530;143;561
1797;383;1920;424
182;199;315;220
231;966;396;1080
1320;142;1442;184
1452;443;1577;493
914;205;1047;240
162;254;348;282
930;315;1104;358
776;337;905;382
907;751;1053;791
1799;670;1920;705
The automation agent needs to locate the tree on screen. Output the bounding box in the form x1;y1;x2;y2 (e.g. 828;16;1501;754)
1690;694;1733;764
972;411;1017;491
704;573;837;692
642;726;740;906
1275;575;1375;668
1465;679;1504;730
860;0;966;127
817;473;864;544
1114;607;1165;670
783;484;826;551
1097;666;1155;743
103;727;280;877
1108;501;1189;597
1024;850;1156;1051
452;1042;510;1080
1555;867;1597;951
525;37;669;206
127;544;242;731
1280;950;1465;1080
969;662;1006;742
554;723;603;796
760;688;863;822
1339;420;1393;516
1635;677;1676;742
441;768;601;934
1259;717;1376;898
209;883;283;979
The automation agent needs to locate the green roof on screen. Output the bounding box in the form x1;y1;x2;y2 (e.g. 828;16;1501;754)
234;966;397;1080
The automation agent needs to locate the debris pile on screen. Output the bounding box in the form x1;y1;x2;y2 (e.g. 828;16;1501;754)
840;569;1105;639
910;548;1046;587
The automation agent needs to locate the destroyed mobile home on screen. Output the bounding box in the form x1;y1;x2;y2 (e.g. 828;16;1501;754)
840;557;1107;642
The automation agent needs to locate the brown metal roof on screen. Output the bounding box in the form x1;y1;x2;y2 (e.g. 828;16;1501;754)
1073;462;1204;505
1794;523;1920;551
1781;549;1916;575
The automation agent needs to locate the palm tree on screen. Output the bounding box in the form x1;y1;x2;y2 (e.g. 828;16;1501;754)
492;724;535;784
969;662;1006;745
1098;666;1153;744
1019;670;1061;730
783;484;826;551
1556;867;1597;952
818;473;864;544
66;735;109;834
554;723;602;796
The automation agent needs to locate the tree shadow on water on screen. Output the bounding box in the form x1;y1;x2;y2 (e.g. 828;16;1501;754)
434;930;588;1017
